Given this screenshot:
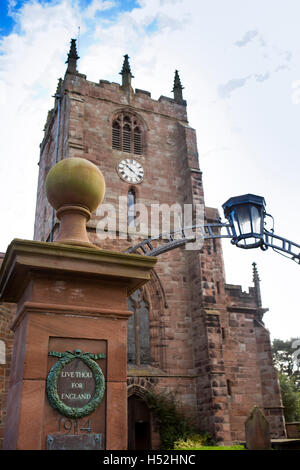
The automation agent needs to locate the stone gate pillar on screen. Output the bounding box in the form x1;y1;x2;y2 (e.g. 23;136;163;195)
0;158;156;450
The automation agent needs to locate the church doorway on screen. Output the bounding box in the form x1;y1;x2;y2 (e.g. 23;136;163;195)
128;395;152;450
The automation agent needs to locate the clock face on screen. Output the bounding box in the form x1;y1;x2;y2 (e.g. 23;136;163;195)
117;158;144;184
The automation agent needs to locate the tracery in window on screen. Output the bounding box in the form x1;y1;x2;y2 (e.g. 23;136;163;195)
112;113;143;155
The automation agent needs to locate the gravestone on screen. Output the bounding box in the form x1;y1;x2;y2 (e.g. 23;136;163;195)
245;406;271;450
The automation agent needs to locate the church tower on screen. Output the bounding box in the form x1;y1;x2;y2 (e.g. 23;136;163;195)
32;39;285;448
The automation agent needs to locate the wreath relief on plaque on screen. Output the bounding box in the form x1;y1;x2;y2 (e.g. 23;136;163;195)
46;349;106;419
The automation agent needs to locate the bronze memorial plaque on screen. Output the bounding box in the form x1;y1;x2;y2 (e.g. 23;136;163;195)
46;349;106;419
46;433;102;450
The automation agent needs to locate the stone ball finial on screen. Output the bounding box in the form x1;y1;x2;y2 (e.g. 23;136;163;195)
45;157;105;247
46;157;105;212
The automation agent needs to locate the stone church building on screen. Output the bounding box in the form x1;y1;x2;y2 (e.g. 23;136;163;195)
0;40;286;449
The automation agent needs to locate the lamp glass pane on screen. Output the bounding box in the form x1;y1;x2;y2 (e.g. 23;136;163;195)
250;205;261;234
235;206;251;235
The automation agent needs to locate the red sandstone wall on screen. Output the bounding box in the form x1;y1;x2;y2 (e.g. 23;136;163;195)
26;69;286;445
225;286;286;441
255;325;286;438
0;300;15;449
32;72;212;433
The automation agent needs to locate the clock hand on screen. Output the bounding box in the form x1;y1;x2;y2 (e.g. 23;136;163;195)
125;164;137;175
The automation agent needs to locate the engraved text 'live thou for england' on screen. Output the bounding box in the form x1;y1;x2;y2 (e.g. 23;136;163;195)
57;358;96;407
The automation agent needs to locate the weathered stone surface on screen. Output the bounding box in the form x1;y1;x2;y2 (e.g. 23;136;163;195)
0;257;15;450
286;422;300;439
0;239;155;449
245;407;271;450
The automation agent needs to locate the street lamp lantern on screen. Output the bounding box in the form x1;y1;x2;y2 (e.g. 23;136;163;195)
222;194;266;249
127;193;300;264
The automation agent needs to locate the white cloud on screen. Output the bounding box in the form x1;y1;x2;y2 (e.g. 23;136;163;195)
83;0;116;19
218;76;251;99
254;71;270;82
234;29;258;47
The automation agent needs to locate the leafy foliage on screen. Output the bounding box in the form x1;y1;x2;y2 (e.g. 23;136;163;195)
144;390;207;450
278;372;300;422
272;338;300;422
272;338;300;386
173;433;213;450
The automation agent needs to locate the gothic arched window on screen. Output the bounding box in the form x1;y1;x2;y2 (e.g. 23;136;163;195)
128;188;136;229
127;289;150;365
112;113;143;155
0;340;5;365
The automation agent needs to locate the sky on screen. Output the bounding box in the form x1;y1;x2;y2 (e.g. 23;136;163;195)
0;0;299;341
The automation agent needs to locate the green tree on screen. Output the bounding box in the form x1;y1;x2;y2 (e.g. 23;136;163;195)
272;338;300;422
272;338;300;387
278;372;299;422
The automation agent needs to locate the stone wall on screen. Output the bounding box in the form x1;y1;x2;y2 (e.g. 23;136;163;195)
0;254;15;449
225;285;286;440
255;324;286;437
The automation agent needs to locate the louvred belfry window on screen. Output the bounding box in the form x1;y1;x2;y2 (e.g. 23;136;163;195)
112;113;143;155
112;120;121;150
134;126;142;155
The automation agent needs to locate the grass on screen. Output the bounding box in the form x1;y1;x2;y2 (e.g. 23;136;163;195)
192;445;245;450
